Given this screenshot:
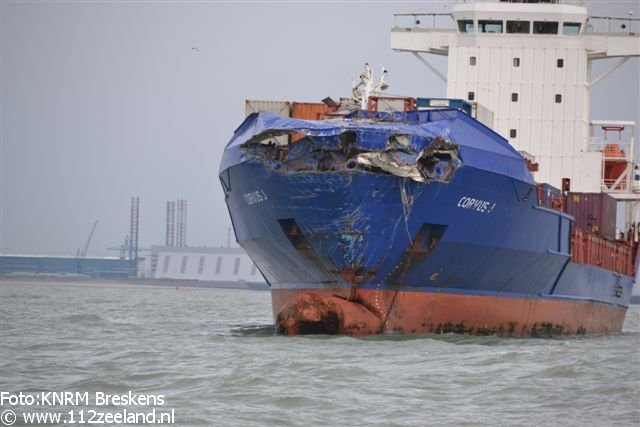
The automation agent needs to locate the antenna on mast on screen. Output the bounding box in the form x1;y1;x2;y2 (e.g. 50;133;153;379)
352;63;389;110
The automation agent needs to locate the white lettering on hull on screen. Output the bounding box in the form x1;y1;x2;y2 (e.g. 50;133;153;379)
244;190;268;205
457;196;496;213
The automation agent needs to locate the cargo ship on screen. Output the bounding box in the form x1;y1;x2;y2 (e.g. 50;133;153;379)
219;0;640;336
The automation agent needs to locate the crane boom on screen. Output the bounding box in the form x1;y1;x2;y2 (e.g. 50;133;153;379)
80;220;99;258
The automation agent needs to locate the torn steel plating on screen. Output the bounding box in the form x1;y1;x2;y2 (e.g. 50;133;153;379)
241;123;463;182
357;135;462;183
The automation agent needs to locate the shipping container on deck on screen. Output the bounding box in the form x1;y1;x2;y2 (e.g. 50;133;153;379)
565;192;617;241
245;100;291;117
416;98;473;115
571;228;633;276
367;96;415;113
290;102;338;142
245;100;291;145
291;102;337;120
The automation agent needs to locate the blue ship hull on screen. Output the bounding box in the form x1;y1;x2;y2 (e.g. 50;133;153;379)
219;110;635;335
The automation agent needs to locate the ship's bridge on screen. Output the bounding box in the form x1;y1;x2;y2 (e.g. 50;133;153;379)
391;0;639;193
453;2;587;36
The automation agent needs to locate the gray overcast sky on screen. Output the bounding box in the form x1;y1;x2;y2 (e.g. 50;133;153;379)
1;1;638;257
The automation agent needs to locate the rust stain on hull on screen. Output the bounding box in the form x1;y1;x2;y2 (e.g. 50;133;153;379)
272;288;627;337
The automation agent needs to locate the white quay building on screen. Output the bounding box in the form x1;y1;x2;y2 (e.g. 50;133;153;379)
149;245;267;288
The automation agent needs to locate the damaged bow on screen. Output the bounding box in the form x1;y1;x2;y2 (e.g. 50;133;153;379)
242;129;463;184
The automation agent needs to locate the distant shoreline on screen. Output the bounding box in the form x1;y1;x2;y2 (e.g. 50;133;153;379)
0;275;269;291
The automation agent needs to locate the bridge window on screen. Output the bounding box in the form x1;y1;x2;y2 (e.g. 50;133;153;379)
458;20;474;33
197;256;205;274
533;21;558;34
470;56;476;66
510;129;517;138
479;20;503;33
512;93;519;102
180;255;188;273
162;255;171;273
506;20;530;34
557;58;564;68
555;94;562;103
562;22;581;36
233;257;241;275
468;91;475;101
513;57;520;67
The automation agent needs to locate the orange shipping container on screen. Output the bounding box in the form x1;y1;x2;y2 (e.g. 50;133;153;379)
291;102;337;120
571;228;633;276
290;102;337;142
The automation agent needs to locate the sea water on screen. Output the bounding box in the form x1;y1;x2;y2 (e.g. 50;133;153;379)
1;280;638;427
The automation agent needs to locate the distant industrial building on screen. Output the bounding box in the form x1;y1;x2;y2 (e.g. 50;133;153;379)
0;255;139;278
1;197;268;289
150;199;266;287
150;245;266;287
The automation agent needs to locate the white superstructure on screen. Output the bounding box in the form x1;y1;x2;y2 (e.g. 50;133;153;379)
391;0;639;192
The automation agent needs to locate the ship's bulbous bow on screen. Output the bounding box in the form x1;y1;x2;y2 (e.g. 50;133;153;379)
275;293;382;335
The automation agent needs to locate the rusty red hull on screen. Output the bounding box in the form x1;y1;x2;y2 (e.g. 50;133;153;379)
273;288;627;336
